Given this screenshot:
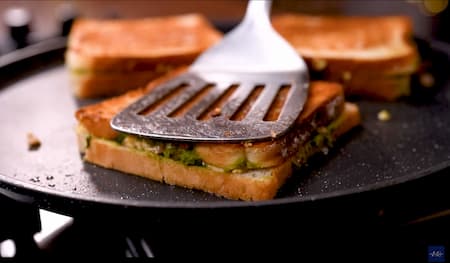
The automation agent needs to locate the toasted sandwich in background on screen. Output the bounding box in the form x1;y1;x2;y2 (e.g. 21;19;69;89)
272;14;420;101
75;68;361;201
65;14;222;98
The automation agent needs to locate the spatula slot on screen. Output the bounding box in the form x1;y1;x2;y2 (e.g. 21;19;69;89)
168;84;215;118
230;85;264;121
197;84;239;120
264;84;291;121
137;83;188;116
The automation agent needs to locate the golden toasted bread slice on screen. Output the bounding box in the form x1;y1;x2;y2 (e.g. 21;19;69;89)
272;14;420;100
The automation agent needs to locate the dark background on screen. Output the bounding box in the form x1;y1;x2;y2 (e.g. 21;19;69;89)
0;0;449;52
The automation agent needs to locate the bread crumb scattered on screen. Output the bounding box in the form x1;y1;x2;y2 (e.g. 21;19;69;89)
270;130;277;138
27;132;41;150
311;59;327;71
155;63;173;73
30;176;40;183
317;127;327;134
341;71;352;82
420;72;435;88
211;107;222;117
377;110;391;121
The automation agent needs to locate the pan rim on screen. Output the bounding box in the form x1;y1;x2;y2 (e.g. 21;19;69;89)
1;159;450;209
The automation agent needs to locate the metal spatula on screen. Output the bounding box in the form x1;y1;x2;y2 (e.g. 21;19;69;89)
111;0;309;142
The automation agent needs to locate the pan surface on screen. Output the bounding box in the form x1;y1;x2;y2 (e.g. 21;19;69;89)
0;38;449;211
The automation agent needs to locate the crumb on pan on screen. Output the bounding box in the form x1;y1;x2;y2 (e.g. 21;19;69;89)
341;71;352;82
419;72;435;88
311;59;328;71
377;110;391;121
27;132;41;150
270;130;277;138
211;107;222;117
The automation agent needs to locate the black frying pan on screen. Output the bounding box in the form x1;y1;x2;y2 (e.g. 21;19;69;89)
0;37;449;216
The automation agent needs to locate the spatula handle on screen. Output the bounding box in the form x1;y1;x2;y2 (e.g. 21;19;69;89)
243;0;272;27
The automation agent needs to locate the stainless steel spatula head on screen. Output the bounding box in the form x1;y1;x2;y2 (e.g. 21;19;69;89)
111;0;309;142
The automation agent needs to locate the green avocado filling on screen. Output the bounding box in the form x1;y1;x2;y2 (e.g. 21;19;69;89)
222;157;247;173
70;63;175;76
294;132;332;166
71;68;89;75
116;135;204;167
293;110;346;167
108;115;343;171
86;134;91;148
162;143;203;166
114;133;127;144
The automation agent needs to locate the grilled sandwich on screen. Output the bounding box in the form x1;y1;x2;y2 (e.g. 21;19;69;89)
75;68;361;201
272;14;420;100
67;13;419;101
65;14;222;98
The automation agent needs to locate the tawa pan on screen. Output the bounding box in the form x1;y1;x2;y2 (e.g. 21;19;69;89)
0;37;449;216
